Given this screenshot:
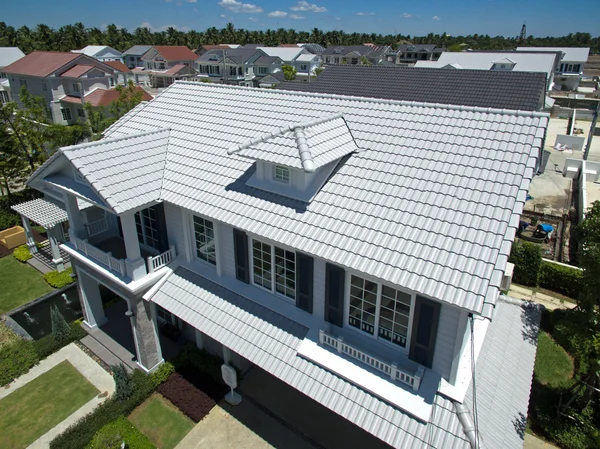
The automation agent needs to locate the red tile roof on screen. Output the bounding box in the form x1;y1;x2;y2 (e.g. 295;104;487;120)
151;46;198;62
103;60;131;73
2;51;80;77
61;86;153;107
60;64;97;78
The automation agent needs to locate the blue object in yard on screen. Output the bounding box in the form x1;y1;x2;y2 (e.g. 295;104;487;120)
539;223;553;233
526;194;534;201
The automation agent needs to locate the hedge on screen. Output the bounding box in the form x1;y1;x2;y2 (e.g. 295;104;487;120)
86;416;154;449
13;244;32;262
509;241;542;287
539;262;583;299
44;267;75;288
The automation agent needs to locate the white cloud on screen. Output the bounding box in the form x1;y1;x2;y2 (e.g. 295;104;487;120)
356;12;375;16
220;14;226;17
268;10;287;17
335;17;341;20
249;17;258;21
290;1;326;12
402;13;414;19
290;14;305;19
218;0;263;13
432;15;441;20
187;0;197;2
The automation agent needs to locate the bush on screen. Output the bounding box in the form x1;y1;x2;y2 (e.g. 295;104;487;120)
173;343;225;384
157;371;221;422
112;363;134;401
509;241;542;287
87;416;154;449
13;244;32;262
150;361;175;387
539;261;583;299
44;267;75;288
51;304;71;343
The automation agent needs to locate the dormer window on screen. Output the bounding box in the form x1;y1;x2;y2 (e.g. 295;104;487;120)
274;165;290;183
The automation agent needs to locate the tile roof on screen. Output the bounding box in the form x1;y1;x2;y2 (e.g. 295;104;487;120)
278;65;547;111
103;60;131;72
122;45;153;56
151;46;197;62
60;64;97;78
257;47;305;61
2;51;80;77
398;44;444;53
198;48;264;65
322;45;387;57
0;47;25;68
147;267;539;449
72;45;121;57
230;114;358;172
301;43;326;54
80;86;153;107
54;82;550;317
254;55;281;65
11;197;68;228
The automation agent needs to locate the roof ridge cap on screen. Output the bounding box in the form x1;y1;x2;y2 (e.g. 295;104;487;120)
62;127;171;152
293;127;315;173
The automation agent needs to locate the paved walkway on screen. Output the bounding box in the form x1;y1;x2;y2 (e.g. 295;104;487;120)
0;343;114;449
508;284;577;311
524;433;560;449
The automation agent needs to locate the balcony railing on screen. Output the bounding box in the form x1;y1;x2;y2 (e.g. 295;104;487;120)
319;328;425;391
85;217;109;237
73;237;127;277
146;245;176;273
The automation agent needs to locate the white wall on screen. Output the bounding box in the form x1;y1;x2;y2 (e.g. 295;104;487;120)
432;303;462;380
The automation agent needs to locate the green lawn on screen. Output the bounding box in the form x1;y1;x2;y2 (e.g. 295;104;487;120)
0;256;54;314
129;393;194;449
534;331;574;388
0;360;99;448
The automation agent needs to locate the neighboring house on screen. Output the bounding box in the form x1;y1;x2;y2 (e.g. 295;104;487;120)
321;45;400;65
103;61;134;85
416;50;560;90
72;45;124;63
257;47;321;77
2;51;116;124
398;44;445;63
61;86;153;115
257;71;285;88
516;46;590;91
0;47;25;104
196;48;283;86
141;46;198;88
278;65;548;111
122;45;153;69
196;44;240;57
24;81;547;449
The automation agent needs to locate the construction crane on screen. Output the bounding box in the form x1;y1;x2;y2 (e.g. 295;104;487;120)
518;22;527;46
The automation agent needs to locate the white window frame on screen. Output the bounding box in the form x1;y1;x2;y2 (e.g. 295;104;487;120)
274;165;290;184
61;108;72;121
192;215;217;267
258;66;268;75
250;237;296;302
77;108;85;118
300;64;308;71
135;206;161;251
155;304;174;325
73;83;80;93
41;82;47;92
343;269;416;354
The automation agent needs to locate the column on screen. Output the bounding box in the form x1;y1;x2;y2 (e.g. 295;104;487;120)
131;297;163;372
20;215;38;254
46;225;64;272
76;265;107;328
64;195;86;241
195;329;204;350
120;211;146;280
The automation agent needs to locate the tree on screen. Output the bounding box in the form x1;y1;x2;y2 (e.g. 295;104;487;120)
108;80;144;120
50;304;71;343
45;123;91;152
282;64;297;81
0;124;27;196
84;102;112;135
360;56;372;65
111;363;133;400
314;67;324;76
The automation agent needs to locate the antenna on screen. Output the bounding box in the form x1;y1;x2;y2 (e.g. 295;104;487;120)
519;22;527;46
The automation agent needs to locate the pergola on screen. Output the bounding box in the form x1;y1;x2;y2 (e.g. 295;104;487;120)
11;198;69;272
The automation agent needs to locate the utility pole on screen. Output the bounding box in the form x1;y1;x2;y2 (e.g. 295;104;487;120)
583;103;599;161
518;22;527;47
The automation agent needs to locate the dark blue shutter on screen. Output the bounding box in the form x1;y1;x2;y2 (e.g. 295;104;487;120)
409;296;441;368
154;203;169;253
233;229;249;283
295;252;313;313
325;263;345;327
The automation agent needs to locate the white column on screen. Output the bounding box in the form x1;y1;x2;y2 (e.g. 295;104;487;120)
64;195;86;240
46;225;65;272
20;215;38;254
76;265;107;328
223;345;231;364
195;329;204;350
120;211;146;280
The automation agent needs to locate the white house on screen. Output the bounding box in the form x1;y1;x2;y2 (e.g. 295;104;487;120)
122;45;153;69
196;48;282;86
516;46;590;91
72;45;124;63
23;81;547;449
257;47;321;77
140;46;198;88
0;47;25;104
2;51;116;124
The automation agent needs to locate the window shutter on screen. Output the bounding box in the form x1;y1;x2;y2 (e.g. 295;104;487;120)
409;296;441;368
325;263;345;327
295;252;314;313
233;229;249;283
154;203;169;253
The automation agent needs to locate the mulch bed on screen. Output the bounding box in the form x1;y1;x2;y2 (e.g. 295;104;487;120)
157;369;227;423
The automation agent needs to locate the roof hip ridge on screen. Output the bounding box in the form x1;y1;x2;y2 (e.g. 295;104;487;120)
61;127;171;152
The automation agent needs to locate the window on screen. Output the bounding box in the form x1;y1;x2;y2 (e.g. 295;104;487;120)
349;274;413;349
61;108;72;121
573;64;581;72
77;108;85;118
252;239;296;300
193;216;216;265
0;72;6;79
229;66;237;76
135;206;160;250
0;91;9;104
42;82;47;92
109;77;115;87
19;79;27;88
274;165;290;183
72;83;80;92
351;58;358;65
156;305;173;323
258;67;268;74
300;64;308;71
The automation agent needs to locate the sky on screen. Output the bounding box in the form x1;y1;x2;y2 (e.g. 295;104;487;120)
3;0;599;37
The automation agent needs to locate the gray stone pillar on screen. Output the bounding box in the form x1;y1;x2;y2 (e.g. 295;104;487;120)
21;215;38;254
76;266;107;328
46;225;64;272
120;211;146;280
131;297;163;372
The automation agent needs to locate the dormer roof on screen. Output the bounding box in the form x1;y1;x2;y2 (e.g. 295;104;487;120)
492;57;516;65
228;114;358;173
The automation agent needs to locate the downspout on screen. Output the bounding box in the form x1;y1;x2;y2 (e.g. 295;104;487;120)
454;402;478;449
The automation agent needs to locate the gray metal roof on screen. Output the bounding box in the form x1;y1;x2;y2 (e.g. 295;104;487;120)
122;45;153;56
398;44;444;53
198;48;263;65
516;46;590;62
278;65;547;111
253;55;281;65
11;197;68;228
0;47;25;69
322;45;385;57
230;114;359;172
148;268;540;449
32;82;547;317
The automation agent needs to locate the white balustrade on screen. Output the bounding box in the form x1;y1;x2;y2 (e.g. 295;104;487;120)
146;245;176;274
319;328;424;391
84;217;109;237
73;237;126;277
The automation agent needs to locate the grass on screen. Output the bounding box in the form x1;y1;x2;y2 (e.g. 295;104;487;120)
0;256;54;314
534;331;574;388
0;360;99;448
129;393;194;449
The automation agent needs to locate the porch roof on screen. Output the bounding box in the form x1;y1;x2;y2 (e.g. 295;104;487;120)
11;197;68;228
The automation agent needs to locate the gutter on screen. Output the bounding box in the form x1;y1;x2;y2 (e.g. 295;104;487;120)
454;402;479;449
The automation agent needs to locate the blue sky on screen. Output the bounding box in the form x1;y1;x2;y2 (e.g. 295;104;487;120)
3;0;599;37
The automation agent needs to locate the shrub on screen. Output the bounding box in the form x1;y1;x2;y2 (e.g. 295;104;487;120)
44;267;74;288
157;372;220;422
51;304;71;343
87;416;154;449
173;343;225;384
13;244;32;262
539;261;583;299
509;241;542;287
150;361;175;387
0;339;39;386
35;322;87;360
112;363;134;401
